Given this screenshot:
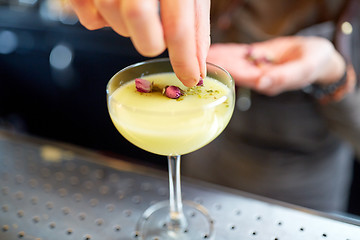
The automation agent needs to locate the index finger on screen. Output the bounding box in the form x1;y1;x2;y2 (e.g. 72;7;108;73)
161;0;200;87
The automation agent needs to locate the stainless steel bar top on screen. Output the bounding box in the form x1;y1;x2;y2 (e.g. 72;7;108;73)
0;130;359;240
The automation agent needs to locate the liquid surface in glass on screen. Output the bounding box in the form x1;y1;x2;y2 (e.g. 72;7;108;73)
108;72;234;156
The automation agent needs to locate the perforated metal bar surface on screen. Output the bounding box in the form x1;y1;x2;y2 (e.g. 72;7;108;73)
1;131;360;240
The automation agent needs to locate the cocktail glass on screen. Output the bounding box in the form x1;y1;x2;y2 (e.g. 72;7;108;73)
106;58;235;239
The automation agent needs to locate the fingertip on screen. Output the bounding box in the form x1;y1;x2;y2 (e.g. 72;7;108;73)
173;63;201;87
174;69;199;87
70;0;107;30
134;41;166;57
80;19;107;30
182;77;199;87
168;55;200;87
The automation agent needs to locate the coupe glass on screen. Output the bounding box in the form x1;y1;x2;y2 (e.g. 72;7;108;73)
106;58;235;239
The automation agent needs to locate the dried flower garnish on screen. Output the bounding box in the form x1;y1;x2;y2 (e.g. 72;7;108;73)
163;86;183;99
197;77;204;86
245;46;274;66
135;78;152;93
134;77;209;100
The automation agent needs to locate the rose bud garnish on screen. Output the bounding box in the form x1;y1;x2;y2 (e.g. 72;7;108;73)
135;78;153;93
163;86;183;99
245;46;274;66
197;77;204;86
245;46;255;61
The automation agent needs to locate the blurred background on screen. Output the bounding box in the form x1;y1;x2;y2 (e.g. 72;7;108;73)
0;0;167;166
0;0;359;217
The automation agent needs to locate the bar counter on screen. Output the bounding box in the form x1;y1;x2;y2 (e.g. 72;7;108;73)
0;130;359;240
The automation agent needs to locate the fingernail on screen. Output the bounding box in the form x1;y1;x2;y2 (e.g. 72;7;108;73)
257;76;272;90
201;65;207;79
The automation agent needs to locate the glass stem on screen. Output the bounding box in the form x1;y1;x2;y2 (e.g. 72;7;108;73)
168;155;187;231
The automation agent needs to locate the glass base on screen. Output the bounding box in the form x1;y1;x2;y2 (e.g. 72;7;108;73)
135;200;215;240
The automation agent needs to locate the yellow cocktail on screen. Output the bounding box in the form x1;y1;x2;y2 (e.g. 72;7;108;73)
108;72;233;156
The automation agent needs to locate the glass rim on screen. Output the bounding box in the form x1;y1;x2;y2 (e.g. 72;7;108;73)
106;58;234;114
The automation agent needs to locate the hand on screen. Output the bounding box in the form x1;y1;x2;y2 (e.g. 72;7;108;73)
69;0;210;87
207;36;346;96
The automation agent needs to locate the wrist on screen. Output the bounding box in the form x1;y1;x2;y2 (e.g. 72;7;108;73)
303;63;356;104
315;50;346;86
